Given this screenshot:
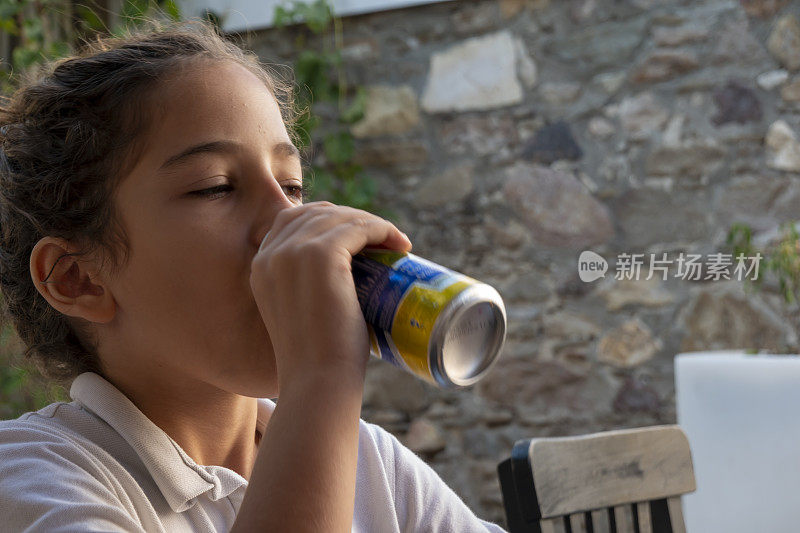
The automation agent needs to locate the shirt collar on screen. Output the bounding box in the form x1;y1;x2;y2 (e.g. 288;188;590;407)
69;372;275;513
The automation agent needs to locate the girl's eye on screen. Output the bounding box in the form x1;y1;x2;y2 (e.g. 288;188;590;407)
189;184;234;199
188;182;306;202
283;183;306;203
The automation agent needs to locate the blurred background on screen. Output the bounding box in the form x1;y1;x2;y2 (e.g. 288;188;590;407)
2;0;800;527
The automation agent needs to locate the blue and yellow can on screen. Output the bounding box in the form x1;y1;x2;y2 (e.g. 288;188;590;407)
351;248;506;388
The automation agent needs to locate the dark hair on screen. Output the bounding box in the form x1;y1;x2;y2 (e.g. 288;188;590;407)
0;17;300;383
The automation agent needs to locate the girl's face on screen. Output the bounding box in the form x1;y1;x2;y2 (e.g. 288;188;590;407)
102;59;303;397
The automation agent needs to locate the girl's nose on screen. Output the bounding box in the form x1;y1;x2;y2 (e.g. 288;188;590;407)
251;178;301;249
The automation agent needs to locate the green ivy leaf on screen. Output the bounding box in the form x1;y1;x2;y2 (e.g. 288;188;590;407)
308;167;337;201
76;5;106;32
22;16;43;42
334;161;360;182
0;0;21;20
12;46;40;70
298;0;332;34
342;174;376;210
356;173;376;198
295;50;336;102
273;6;292;27
323;131;354;166
121;0;151;25
44;41;71;61
0;18;17;35
161;0;182;21
340;86;367;124
1;366;25;392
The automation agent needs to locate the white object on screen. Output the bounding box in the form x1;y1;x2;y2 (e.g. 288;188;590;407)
177;0;454;33
675;351;800;533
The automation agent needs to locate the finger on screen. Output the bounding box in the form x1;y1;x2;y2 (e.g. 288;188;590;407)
324;208;412;252
264;202;353;250
266;203;379;251
372;230;413;252
317;216;412;259
259;201;336;251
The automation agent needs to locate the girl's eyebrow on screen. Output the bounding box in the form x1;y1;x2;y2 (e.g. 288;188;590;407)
158;140;301;172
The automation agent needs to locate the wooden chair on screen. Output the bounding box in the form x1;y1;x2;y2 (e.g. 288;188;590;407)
497;425;696;533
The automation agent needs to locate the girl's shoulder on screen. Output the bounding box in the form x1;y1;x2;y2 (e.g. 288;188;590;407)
0;400;120;466
0;402;149;532
1;400;92;435
0;401;77;437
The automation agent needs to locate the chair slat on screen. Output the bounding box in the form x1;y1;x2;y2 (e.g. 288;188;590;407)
636;502;652;533
540;517;567;533
667;496;686;533
569;512;588;533
613;505;635;533
528;425;695;517
590;509;611;533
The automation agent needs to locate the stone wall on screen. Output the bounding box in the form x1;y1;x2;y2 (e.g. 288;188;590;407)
244;0;800;526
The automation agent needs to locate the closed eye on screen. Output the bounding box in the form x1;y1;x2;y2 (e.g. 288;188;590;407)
189;184;234;199
189;183;307;202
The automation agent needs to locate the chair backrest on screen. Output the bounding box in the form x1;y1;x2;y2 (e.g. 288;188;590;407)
497;425;696;533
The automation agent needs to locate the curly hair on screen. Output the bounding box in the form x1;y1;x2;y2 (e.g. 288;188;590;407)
0;17;300;383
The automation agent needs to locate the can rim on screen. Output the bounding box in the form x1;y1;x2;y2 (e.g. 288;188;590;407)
429;283;507;388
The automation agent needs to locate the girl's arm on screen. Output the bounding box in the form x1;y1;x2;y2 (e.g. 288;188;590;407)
230;370;365;532
232;201;411;532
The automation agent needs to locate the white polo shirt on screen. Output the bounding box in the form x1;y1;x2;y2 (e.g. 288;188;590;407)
0;372;506;532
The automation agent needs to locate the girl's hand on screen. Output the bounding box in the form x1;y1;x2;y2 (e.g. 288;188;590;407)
249;201;412;393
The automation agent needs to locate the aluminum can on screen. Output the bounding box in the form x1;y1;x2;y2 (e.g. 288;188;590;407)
351;248;506;388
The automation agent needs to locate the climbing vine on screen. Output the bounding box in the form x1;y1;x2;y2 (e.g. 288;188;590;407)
273;0;382;214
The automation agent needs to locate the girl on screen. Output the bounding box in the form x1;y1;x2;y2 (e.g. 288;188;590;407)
0;16;505;532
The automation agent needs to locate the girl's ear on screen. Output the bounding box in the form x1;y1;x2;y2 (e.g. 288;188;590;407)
29;237;116;324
